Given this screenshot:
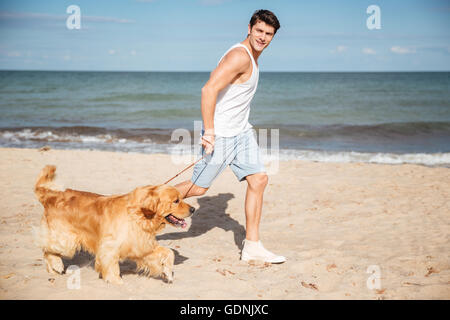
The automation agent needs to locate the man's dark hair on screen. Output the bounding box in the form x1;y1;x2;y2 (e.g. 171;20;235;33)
249;9;280;34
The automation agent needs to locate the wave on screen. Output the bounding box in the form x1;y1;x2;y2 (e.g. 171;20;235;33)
1;127;449;167
2;123;449;146
271;121;450;139
87;93;197;103
0;126;174;143
273;149;450;167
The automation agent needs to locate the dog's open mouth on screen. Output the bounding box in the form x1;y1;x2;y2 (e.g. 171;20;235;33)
165;214;187;228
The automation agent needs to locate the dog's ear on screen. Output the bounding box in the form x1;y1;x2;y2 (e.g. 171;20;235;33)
130;187;160;215
141;207;156;219
127;205;142;217
142;191;160;214
127;206;157;219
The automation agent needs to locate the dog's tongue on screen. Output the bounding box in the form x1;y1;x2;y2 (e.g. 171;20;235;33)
181;220;187;228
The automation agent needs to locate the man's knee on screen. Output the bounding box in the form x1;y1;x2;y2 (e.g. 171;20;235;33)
247;173;268;190
192;185;208;196
176;181;208;198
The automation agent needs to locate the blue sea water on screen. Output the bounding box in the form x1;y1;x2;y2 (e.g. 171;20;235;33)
0;71;449;165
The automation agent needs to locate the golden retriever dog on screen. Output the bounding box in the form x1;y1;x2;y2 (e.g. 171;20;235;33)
34;165;194;284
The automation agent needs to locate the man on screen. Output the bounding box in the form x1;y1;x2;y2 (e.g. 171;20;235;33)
175;10;285;264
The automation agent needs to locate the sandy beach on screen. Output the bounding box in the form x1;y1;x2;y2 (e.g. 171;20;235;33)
0;147;449;300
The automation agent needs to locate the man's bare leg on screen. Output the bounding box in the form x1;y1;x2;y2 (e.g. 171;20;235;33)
244;173;268;241
175;180;208;199
241;172;286;263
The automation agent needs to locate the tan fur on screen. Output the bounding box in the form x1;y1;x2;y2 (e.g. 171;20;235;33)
34;165;193;284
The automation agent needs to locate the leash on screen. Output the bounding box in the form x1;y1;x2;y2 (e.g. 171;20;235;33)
163;155;206;185
164;135;215;185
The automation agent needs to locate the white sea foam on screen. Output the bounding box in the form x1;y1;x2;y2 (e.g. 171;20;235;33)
1;129;449;166
269;149;450;166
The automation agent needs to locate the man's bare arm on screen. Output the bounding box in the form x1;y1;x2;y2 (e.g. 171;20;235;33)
201;48;251;135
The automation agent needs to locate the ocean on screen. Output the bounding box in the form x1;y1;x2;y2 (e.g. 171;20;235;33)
0;71;449;166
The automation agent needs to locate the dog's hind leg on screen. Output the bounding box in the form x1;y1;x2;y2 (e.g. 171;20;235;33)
95;239;123;285
40;217;79;274
137;246;174;283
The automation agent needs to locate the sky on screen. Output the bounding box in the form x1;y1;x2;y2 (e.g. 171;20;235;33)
0;0;449;71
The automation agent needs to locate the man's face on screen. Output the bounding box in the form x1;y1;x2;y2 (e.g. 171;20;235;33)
247;20;275;52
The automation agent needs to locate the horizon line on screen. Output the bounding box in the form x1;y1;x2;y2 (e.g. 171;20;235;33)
1;69;449;73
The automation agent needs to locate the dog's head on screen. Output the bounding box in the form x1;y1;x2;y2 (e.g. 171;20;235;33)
128;184;194;230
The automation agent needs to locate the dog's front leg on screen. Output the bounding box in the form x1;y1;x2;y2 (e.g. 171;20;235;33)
159;247;175;283
138;246;174;283
95;240;123;285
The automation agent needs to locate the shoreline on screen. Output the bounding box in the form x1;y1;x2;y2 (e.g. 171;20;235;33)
0;147;449;299
1;143;450;168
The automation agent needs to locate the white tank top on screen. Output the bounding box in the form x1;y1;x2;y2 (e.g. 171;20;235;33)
213;43;259;137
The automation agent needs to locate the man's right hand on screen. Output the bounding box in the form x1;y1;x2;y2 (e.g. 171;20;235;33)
201;134;215;154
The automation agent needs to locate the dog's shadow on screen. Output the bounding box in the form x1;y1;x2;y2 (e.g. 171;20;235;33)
61;248;187;277
157;192;245;248
61;192;243;275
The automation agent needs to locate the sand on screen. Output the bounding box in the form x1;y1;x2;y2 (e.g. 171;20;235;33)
0;147;449;300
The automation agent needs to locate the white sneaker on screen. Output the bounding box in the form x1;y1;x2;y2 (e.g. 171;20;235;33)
241;239;286;264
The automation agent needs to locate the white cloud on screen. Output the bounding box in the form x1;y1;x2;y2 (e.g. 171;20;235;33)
0;11;57;20
199;0;229;5
331;45;348;54
130;50;136;56
63;54;71;61
362;47;376;55
7;51;22;57
0;11;134;24
84;16;134;24
390;46;416;54
108;49;116;55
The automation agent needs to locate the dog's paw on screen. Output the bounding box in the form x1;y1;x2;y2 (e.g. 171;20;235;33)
45;256;64;275
46;265;64;275
162;270;173;284
104;275;124;285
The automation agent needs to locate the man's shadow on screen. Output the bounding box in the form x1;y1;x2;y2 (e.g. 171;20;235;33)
157;192;246;250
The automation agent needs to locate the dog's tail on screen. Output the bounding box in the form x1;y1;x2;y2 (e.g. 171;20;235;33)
34;165;58;204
